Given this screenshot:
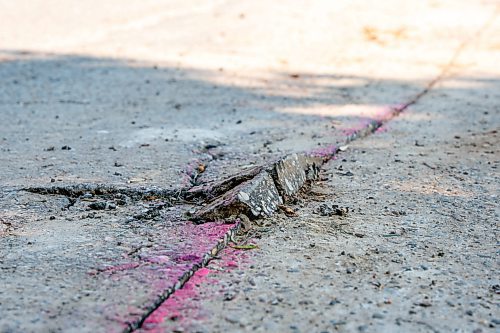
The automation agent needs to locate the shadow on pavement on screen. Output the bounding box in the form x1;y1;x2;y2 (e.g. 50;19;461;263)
1;50;498;190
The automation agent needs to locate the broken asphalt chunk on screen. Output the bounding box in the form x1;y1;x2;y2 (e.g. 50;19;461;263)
186;166;263;201
315;203;349;217
270;153;307;198
269;153;322;199
192;171;282;221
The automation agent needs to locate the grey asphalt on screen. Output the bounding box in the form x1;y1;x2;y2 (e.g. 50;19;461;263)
150;21;500;332
0;0;498;332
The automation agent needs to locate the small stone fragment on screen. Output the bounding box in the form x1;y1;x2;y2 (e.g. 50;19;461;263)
315;203;349;217
88;202;107;210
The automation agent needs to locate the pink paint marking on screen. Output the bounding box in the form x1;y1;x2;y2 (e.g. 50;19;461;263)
106;103;410;332
141;268;214;331
308;104;404;158
225;260;238;268
309;144;338;158
137;245;253;332
102;221;238;332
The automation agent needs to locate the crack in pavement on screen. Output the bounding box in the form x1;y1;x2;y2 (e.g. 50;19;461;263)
125;7;500;332
22;2;499;224
24;184;181;203
8;7;498;331
122;222;242;332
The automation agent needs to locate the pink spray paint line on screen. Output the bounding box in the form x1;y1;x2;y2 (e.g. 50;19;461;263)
309;144;339;158
112;103;410;332
137;247;252;332
137;104;409;327
341;105;399;134
138;268;213;332
101;221;237;333
309;104;405;159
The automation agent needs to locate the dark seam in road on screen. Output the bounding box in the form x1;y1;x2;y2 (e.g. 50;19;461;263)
125;8;499;331
123;222;242;332
6;8;496;331
24;184;182;202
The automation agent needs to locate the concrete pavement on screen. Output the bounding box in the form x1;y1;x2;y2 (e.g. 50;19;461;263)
157;15;500;331
0;0;498;332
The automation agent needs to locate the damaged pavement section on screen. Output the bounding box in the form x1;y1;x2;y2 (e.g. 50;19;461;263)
192;171;282;221
191;153;323;221
0;185;242;333
190;103;401;223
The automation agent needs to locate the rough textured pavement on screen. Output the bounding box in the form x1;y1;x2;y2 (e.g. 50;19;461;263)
0;0;493;188
148;13;500;333
0;0;499;332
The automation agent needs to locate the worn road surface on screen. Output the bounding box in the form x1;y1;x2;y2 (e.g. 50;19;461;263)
159;22;499;332
0;0;498;332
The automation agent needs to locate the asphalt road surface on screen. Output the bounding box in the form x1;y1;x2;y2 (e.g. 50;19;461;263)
0;0;498;332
